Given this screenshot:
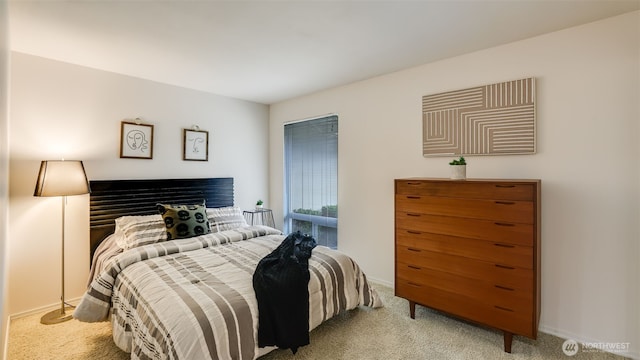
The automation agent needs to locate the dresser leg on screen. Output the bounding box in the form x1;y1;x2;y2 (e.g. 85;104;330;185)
503;332;513;353
409;301;416;319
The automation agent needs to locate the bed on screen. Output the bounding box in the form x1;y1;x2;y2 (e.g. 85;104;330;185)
74;178;382;360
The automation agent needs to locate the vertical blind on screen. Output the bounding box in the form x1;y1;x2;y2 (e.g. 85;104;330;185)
284;115;338;248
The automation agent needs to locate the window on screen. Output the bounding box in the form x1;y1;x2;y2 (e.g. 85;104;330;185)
284;115;338;249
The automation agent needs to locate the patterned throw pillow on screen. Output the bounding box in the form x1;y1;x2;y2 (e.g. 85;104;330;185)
157;203;211;240
206;206;248;232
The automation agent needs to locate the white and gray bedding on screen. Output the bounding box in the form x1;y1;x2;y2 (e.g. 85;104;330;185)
87;233;123;287
75;214;382;360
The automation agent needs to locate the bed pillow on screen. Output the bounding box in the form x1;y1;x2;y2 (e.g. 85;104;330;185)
206;206;248;232
114;214;167;250
157;203;211;240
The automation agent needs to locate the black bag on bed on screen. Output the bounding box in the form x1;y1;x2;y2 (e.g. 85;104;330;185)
253;231;317;354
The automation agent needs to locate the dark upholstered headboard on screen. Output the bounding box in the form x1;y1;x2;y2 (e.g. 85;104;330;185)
89;177;234;263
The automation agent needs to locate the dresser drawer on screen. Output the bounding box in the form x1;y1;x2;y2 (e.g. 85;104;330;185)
395;194;533;224
396;246;533;292
396;212;534;246
396;280;535;337
396;180;535;201
396;264;533;314
396;230;533;269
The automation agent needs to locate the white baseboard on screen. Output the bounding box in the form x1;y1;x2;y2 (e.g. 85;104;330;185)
8;297;82;321
538;324;639;360
367;276;393;288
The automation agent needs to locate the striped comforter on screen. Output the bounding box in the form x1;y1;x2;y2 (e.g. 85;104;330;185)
74;226;382;360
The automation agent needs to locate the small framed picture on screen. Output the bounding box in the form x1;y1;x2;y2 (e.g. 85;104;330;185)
120;121;154;159
183;129;209;161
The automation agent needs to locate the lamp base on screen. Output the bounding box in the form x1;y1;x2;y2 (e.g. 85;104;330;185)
40;306;74;325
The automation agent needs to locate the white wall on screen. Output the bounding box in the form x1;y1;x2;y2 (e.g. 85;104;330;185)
8;52;270;315
270;11;639;359
1;1;10;358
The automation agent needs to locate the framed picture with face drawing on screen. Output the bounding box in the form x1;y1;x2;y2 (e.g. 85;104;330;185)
183;128;209;161
120;121;154;159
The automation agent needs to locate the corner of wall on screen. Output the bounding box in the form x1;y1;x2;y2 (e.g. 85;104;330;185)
1;0;11;358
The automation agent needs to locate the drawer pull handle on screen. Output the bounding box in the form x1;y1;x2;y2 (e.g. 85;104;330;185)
495;285;515;291
407;247;422;253
495;264;515;270
408;265;422;270
407;213;421;217
408;282;422;287
494;222;515;227
407;196;421;200
495;201;515;205
406;182;422;186
494;243;515;248
495;185;516;188
407;230;422;235
495;305;514;312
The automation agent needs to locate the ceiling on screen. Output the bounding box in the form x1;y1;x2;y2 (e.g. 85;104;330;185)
8;1;640;105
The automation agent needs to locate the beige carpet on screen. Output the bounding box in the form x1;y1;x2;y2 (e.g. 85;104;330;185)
8;284;628;359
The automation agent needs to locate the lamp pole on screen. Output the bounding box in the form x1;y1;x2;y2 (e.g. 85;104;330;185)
40;195;73;324
60;195;67;316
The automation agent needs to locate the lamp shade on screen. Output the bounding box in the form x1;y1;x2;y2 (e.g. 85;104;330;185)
34;160;91;197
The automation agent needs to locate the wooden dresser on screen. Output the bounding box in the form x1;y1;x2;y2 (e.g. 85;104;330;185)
394;178;540;353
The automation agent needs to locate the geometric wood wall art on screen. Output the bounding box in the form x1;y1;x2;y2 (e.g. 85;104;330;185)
423;77;536;156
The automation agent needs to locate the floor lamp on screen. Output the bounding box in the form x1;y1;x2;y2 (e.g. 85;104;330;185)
33;160;90;325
